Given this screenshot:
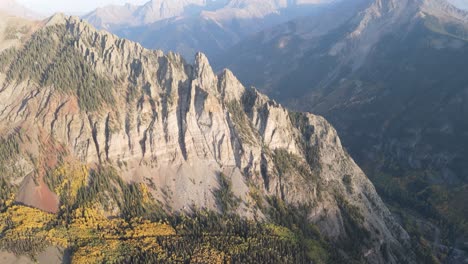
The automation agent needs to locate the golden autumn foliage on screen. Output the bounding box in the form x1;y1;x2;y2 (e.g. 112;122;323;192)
0;205;54;234
190;247;225;264
264;223;298;242
127;217;175;238
67;211;176;263
71;239;123;263
0;204;176;263
0;206;55;257
1;165;311;263
138;183;152;204
49;163;89;200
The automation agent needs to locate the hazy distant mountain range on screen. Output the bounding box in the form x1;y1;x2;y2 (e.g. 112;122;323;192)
83;0;338;58
82;0;467;60
0;0;42;19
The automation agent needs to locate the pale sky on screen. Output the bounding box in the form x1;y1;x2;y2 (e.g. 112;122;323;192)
17;0;149;15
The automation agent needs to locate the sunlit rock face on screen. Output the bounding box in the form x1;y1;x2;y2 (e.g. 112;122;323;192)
0;14;415;263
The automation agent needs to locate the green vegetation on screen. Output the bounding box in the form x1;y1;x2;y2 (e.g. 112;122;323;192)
214;173;239;213
0;48;17;72
266;196;331;264
226;101;258;145
0;160;404;263
162;211;307;263
392;206;440;264
6;26;59;83
0;132;22;212
289;112;321;169
0;132;22;185
268;195;370;263
3;25;29;40
342;174;353;193
0;133;20;165
45;164;164;223
0;178;16;212
2;164;311;263
43;45;114;111
330;195;372;262
249;185;264;210
371;168;468;261
273;148;314;182
4;25;114;112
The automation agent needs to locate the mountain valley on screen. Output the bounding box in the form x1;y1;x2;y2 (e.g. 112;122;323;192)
213;0;468;261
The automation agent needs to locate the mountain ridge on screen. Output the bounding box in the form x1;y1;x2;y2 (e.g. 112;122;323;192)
82;0;338;58
0;13;416;263
212;0;468;261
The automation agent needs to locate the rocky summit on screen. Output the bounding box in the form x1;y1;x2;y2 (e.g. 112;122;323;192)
0;14;416;263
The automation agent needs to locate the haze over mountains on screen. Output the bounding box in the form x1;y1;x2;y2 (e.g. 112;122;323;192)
0;0;41;19
214;0;468;260
449;0;468;9
83;0;338;58
82;0;468;59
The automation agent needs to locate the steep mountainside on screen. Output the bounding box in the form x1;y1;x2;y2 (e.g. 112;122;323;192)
0;14;417;263
83;0;337;58
214;0;468;261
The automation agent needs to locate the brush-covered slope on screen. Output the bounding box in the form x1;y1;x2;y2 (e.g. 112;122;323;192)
0;14;415;263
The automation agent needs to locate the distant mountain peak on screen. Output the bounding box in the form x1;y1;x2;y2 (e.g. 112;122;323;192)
84;0;340;29
45;12;68;26
342;0;468;49
421;0;468;22
84;0;212;29
81;0;344;59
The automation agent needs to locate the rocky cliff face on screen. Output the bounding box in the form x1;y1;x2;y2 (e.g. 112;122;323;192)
0;14;414;263
213;0;468;261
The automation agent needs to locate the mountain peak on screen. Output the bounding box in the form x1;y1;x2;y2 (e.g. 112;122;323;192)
194;51;211;70
193;52;218;93
218;68;245;101
84;0;211;29
45;12;67;26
